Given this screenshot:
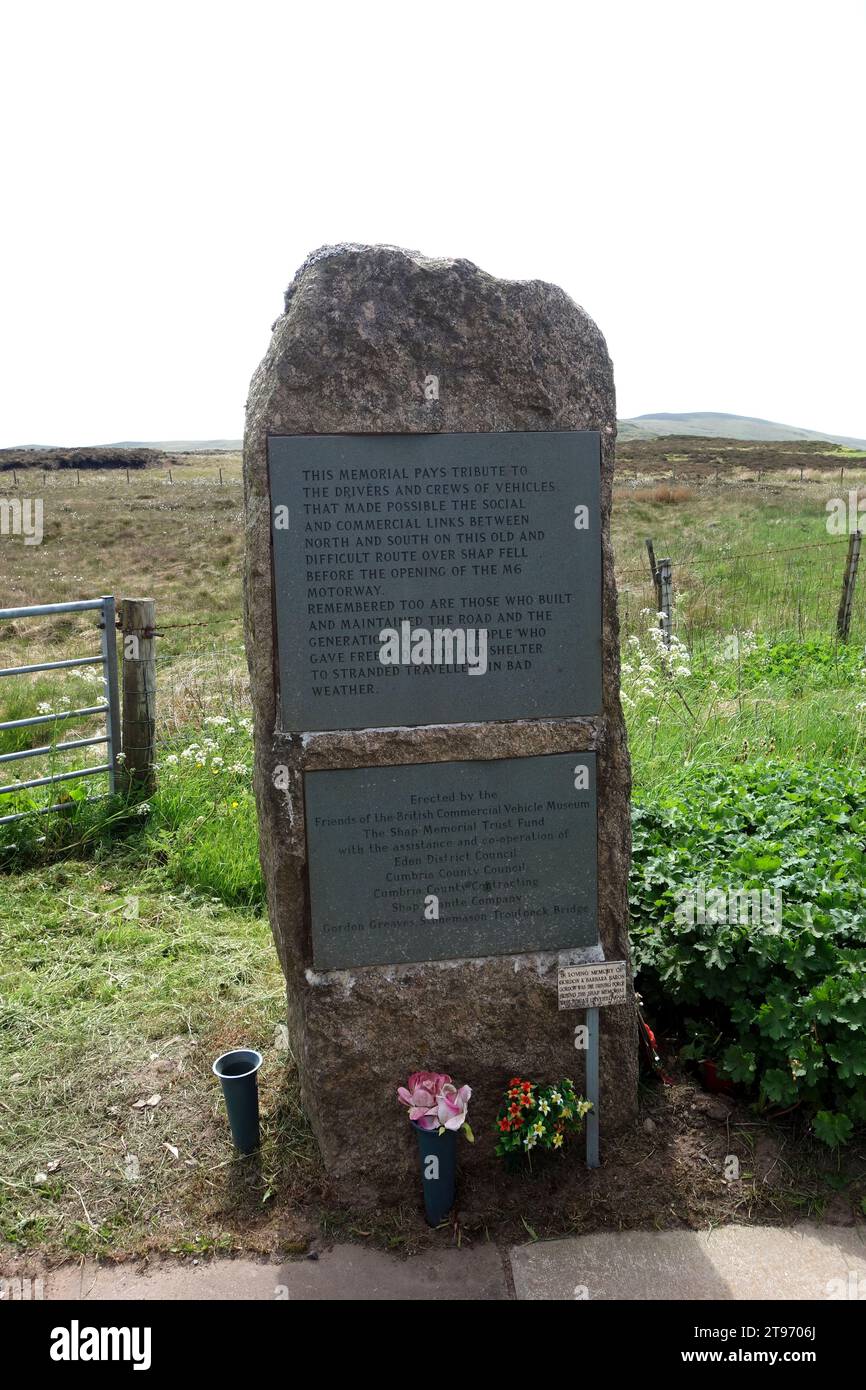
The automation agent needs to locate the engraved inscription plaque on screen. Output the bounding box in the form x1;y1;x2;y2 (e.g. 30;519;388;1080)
557;960;628;1010
304;752;598;970
270;431;601;731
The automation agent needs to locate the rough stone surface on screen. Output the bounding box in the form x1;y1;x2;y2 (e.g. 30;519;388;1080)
243;245;637;1199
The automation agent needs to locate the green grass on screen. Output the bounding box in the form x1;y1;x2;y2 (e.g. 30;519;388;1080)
144;717;263;906
612;475;866;658
0;851;314;1258
622;616;866;793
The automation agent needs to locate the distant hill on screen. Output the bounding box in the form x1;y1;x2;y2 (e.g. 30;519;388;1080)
117;415;866;451
619;412;866;449
112;439;242;453
9;415;864;453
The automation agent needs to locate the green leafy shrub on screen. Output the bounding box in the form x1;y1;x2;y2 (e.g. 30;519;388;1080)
630;760;866;1143
739;636;866;693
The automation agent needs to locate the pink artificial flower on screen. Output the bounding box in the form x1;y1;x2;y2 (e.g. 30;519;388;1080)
397;1071;453;1129
437;1083;472;1131
410;1110;439;1131
398;1073;472;1131
408;1071;452;1096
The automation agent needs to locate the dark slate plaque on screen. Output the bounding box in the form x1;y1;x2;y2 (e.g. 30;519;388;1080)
304;752;597;969
269;431;601;731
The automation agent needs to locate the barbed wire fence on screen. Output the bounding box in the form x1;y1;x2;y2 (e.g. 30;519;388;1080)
616;535;865;656
152;614;249;735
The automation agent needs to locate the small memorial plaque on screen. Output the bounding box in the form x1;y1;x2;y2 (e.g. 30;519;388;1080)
270;430;601;731
304;751;598;969
557;960;628;1010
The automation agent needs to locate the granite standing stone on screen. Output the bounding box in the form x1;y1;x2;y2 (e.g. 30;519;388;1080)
243;245;637;1200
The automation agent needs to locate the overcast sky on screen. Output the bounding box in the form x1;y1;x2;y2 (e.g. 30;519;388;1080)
2;1;864;445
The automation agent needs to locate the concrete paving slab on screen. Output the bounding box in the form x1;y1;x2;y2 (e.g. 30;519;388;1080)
38;1244;509;1301
9;1222;866;1301
510;1222;866;1301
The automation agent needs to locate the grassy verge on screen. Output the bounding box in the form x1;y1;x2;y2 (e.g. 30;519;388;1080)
0;851;316;1259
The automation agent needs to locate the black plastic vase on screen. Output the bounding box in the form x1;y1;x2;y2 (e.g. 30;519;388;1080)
212;1049;263;1155
413;1121;457;1225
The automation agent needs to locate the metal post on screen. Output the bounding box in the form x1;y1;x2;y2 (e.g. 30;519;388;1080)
657;557;673;648
100;596;121;794
585;1007;600;1169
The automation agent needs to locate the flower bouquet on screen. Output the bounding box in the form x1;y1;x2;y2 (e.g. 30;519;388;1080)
397;1071;473;1224
495;1076;591;1169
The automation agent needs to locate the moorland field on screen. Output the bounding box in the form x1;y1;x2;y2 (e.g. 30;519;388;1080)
2;435;866;1258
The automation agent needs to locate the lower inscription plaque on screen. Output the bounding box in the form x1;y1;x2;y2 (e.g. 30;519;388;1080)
304;752;598;970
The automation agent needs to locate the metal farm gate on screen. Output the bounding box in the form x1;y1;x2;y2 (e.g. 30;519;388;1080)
0;597;121;824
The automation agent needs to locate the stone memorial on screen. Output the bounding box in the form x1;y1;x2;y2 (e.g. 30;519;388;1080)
243;244;637;1198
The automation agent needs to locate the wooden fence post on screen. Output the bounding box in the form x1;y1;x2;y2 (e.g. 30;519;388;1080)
120;598;156;795
657;557;673;647
645;537;659;595
836;531;861;642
